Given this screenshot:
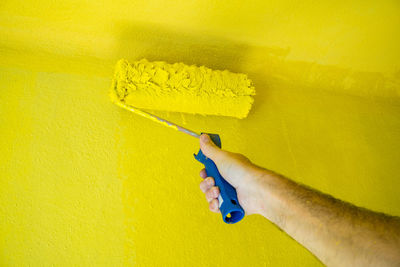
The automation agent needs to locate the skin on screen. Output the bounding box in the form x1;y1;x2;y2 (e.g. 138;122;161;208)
198;134;400;267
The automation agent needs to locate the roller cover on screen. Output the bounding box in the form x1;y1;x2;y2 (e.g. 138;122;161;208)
111;59;255;118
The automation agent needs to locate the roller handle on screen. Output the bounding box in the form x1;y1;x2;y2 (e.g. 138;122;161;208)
194;134;245;224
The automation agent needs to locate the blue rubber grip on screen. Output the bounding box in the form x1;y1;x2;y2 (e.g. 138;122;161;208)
194;133;245;224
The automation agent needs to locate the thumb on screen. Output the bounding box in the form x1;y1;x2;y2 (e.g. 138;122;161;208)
199;134;224;164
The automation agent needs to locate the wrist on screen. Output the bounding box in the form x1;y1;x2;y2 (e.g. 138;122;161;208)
252;168;283;219
243;165;273;217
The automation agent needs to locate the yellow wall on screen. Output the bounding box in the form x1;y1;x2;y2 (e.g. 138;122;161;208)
1;0;399;266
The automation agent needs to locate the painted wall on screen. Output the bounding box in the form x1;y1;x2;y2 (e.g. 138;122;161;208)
1;0;399;266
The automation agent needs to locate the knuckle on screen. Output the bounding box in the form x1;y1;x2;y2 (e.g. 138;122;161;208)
200;178;214;193
206;186;219;199
199;181;207;192
212;186;219;197
199;168;206;178
205;189;213;200
209;199;219;212
209;201;215;211
206;177;214;186
214;186;220;195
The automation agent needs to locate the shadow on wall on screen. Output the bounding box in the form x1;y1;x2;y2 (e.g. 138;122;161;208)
114;20;251;73
113;20;399;116
1;17;397;102
112;20;291;115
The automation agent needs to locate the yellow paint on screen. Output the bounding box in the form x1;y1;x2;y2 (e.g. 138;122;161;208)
1;0;400;266
112;59;255;118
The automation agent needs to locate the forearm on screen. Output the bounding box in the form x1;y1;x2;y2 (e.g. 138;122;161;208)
256;168;400;267
197;135;399;265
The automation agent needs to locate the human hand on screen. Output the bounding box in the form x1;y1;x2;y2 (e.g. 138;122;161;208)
198;134;266;216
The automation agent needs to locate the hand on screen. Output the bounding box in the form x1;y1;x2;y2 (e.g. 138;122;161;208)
197;136;400;266
198;134;266;216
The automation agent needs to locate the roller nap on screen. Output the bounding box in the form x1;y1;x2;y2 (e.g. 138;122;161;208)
111;59;255;118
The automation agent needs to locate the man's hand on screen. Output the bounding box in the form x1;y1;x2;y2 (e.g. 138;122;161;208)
197;133;400;267
198;134;266;215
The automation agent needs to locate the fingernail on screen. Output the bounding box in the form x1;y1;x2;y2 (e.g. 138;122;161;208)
201;134;210;143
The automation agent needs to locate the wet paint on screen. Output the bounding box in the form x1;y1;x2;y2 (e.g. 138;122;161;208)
111;59;255;119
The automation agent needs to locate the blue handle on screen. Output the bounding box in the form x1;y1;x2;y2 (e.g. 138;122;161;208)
194;134;245;224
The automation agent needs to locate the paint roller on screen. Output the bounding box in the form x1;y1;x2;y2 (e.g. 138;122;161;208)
111;59;255;224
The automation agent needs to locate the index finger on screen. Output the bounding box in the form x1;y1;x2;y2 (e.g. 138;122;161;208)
199;168;207;179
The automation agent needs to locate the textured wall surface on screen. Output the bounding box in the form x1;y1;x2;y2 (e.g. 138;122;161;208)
1;0;399;266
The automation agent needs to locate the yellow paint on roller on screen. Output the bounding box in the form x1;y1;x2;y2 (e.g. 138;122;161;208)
111;59;255;118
